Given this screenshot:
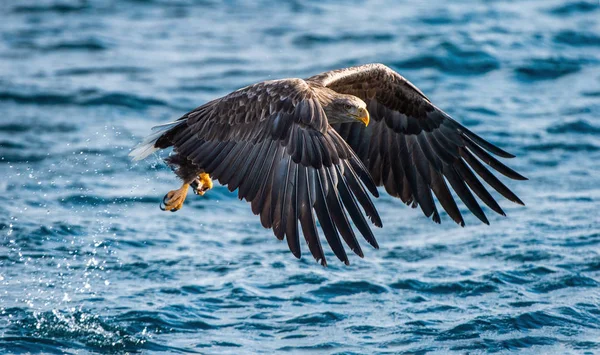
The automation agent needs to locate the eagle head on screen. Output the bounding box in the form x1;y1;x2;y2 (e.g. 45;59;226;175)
322;94;370;126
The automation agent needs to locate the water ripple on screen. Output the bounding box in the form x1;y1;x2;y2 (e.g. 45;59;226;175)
293;33;395;47
548;1;599;15
285;311;346;325
0;89;168;109
1;0;599;353
547;120;600;134
554;30;600;47
530;275;600;293
12;3;89;14
310;281;387;298
515;57;583;80
394;42;499;75
390;279;497;296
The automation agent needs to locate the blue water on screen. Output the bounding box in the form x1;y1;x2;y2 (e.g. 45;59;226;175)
1;0;599;353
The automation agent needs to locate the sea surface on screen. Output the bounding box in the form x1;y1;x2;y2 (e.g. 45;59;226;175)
1;0;599;354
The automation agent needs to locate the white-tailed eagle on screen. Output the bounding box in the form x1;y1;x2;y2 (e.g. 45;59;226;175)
131;63;526;265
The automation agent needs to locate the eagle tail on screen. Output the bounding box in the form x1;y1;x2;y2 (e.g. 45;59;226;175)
129;121;184;161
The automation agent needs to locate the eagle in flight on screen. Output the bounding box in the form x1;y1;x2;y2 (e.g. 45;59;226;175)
131;63;526;265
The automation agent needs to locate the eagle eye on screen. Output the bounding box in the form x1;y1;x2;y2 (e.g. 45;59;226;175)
344;104;352;110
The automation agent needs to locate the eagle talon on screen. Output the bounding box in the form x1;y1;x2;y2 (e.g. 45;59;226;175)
161;184;189;212
192;173;213;196
159;195;168;211
190;180;199;194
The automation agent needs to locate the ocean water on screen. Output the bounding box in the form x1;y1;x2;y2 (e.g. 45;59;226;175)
0;0;599;353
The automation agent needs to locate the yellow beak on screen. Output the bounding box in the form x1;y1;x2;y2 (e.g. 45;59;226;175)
356;107;370;126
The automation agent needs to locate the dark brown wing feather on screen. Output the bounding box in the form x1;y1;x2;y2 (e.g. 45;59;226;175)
309;63;525;226
153;78;381;265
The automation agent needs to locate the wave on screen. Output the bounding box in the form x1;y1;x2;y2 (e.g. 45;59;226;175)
43;39;109;52
0;90;168;109
439;306;600;344
0;152;48;163
393;42;499;75
384;247;438;262
55;66;150;76
530;275;599;293
293;32;395;47
548;1;599;15
116;310;217;332
285;311;346;325
12;38;110;52
504;250;559;262
12;3;88;14
277;342;343;352
390;279;497;296
0;140;27;149
0;91;73;105
260;273;327;289
0;122;77;133
525;142;599;152
59;194;160;207
515;57;582;81
464;106;499;116
79;93;168;108
554;30;600;47
547;120;600;134
583;90;600;97
450;336;558;352
310;281;388;298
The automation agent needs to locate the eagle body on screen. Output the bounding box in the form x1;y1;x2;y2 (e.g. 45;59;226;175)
131;64;526;266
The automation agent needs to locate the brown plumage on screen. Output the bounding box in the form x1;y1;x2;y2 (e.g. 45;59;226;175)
131;63;526;266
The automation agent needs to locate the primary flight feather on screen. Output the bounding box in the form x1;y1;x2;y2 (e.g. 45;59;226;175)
131;63;526;266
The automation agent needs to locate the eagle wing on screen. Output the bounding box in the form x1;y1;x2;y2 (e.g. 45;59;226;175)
308;63;526;226
155;78;382;265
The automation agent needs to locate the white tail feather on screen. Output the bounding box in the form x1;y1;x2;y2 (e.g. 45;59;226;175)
129;121;182;161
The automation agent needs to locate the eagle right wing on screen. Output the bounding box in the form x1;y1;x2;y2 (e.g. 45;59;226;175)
309;63;526;226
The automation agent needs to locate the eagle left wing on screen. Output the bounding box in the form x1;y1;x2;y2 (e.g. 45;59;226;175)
141;79;382;265
308;63;526;226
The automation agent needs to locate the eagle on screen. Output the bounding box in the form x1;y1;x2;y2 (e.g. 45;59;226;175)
130;63;526;266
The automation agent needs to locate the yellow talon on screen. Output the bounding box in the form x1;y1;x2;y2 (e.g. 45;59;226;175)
161;183;189;212
194;173;213;196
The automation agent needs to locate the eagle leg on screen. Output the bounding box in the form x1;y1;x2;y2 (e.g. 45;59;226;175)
191;173;213;196
160;183;190;212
